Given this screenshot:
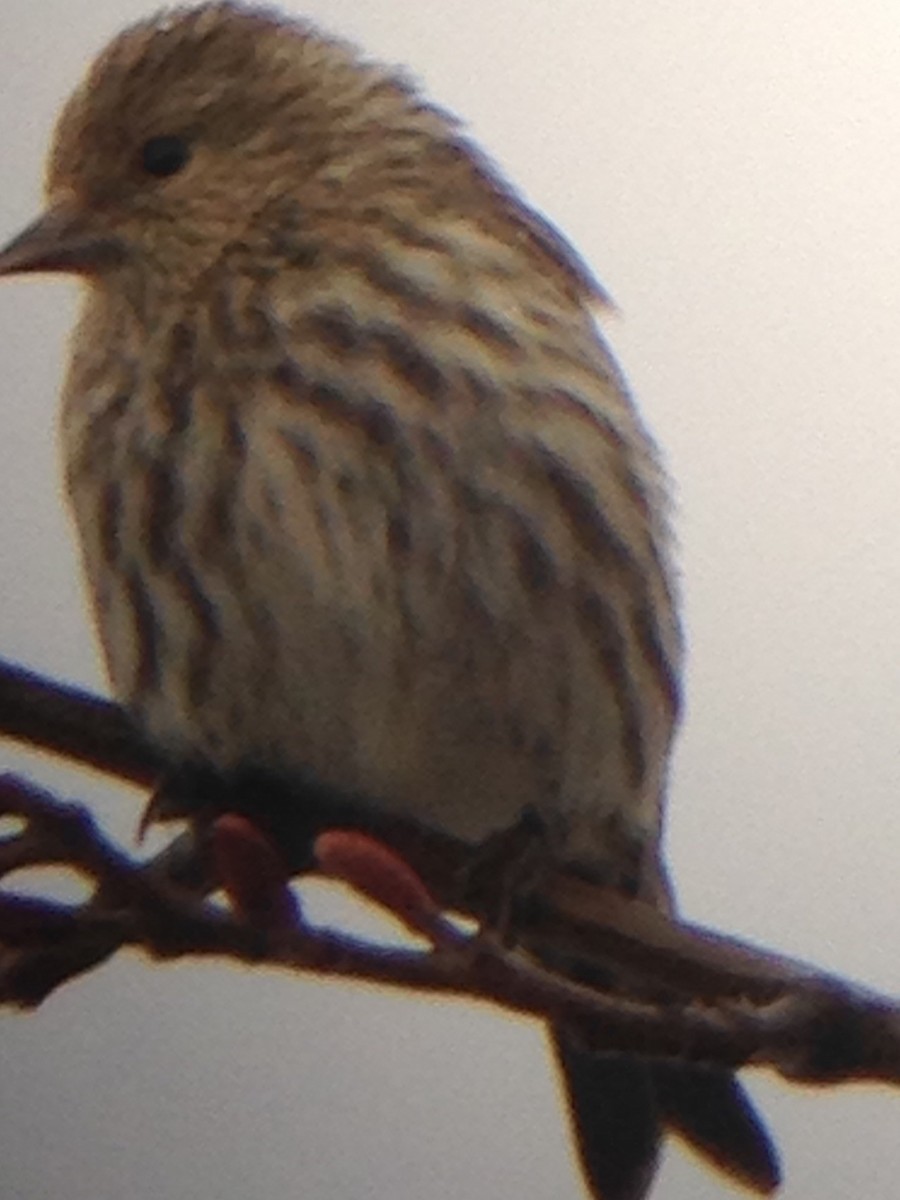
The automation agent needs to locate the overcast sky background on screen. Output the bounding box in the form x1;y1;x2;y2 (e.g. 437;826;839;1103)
1;2;899;1198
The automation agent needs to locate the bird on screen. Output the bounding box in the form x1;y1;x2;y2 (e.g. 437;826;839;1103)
0;4;780;1197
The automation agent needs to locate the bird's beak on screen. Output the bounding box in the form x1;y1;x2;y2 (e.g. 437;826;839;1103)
0;200;126;278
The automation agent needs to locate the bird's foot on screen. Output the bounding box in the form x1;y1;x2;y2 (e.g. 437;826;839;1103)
458;808;555;946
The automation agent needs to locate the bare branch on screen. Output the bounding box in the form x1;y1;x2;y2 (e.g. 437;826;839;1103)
0;656;161;785
1;655;900;1091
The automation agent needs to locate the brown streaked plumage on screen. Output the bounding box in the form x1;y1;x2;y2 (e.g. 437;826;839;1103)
0;5;780;1198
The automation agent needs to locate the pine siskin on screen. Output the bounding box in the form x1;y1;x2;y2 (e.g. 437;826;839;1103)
0;5;780;1198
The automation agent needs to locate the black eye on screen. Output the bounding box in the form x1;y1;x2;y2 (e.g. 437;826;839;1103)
140;134;191;178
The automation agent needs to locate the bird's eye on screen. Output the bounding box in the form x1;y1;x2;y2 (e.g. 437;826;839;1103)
140;135;191;179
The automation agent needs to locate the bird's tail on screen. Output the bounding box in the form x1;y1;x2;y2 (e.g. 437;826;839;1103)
552;1025;781;1200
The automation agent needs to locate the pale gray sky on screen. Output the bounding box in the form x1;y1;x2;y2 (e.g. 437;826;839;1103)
1;2;899;1198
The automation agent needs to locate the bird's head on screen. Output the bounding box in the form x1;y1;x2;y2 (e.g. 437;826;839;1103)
0;2;599;309
0;3;471;295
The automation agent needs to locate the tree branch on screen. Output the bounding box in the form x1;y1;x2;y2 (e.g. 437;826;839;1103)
1;655;899;1090
0;656;162;785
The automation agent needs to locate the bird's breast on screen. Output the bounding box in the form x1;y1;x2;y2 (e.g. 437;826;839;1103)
61;301;679;867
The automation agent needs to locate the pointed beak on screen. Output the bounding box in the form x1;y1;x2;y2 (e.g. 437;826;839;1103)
0;201;126;278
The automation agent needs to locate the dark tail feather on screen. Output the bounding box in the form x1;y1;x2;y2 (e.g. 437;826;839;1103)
652;1062;781;1194
553;1026;661;1200
553;1028;781;1199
